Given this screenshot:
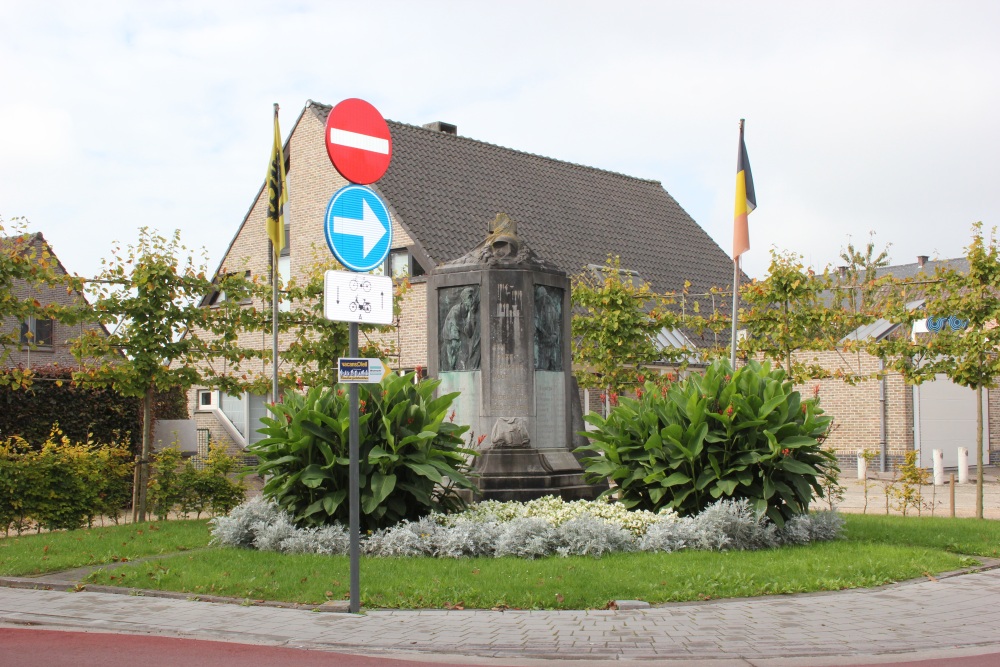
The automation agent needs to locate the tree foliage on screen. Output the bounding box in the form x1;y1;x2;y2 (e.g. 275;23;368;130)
571;257;685;396
870;223;1000;518
69;228;255;520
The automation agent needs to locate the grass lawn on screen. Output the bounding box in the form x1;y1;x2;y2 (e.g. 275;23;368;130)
3;514;996;610
0;520;212;577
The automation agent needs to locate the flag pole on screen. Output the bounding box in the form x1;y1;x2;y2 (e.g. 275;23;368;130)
271;102;281;405
729;117;754;370
730;255;740;369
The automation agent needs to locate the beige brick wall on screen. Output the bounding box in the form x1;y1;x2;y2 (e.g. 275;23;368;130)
789;349;998;469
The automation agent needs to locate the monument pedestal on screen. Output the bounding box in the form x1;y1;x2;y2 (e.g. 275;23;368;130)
429;214;606;503
476;448;599;501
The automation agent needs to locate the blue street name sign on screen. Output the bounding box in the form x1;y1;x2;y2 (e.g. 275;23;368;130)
324;184;393;272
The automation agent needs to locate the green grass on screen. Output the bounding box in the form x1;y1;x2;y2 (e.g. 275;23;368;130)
0;520;212;577
842;514;1000;558
86;540;963;610
4;514;996;610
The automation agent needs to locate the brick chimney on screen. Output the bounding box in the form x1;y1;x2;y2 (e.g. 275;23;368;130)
917;255;929;268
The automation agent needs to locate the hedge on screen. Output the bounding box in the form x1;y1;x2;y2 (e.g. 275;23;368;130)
0;365;188;454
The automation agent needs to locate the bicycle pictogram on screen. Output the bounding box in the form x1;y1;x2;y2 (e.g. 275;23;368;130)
349;277;372;292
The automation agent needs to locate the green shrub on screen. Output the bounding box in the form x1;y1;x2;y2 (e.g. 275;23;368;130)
0;432;134;534
148;445;246;520
578;359;836;526
250;371;476;530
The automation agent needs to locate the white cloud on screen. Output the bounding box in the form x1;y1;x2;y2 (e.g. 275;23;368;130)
1;0;998;281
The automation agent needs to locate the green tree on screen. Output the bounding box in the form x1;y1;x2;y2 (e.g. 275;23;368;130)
740;250;863;383
70;228;254;521
871;223;1000;519
571;257;686;400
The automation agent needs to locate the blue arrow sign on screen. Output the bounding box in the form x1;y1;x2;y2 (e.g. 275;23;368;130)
324;184;393;272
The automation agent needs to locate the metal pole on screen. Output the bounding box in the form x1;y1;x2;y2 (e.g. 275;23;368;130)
729;257;740;369
348;322;360;613
272;242;280;404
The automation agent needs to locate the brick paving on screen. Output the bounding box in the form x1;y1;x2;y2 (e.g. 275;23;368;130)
2;566;999;665
1;474;999;665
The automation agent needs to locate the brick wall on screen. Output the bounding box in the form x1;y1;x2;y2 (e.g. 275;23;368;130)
788;349;998;471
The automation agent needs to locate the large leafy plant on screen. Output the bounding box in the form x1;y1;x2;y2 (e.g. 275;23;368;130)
250;371;476;530
578;360;836;526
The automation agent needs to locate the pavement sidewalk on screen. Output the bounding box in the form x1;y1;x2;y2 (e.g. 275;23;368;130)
1;469;998;665
2;565;1000;665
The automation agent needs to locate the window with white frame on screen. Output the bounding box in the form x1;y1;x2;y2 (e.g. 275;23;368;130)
196;389;217;411
278;256;291;313
389;248;425;278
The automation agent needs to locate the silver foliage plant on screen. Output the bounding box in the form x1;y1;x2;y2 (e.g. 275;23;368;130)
211;496;843;559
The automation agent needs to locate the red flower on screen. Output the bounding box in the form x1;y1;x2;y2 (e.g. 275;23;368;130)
295;377;304;390
636;388;643;398
449;410;456;422
782;448;791;456
725;405;734;416
609;392;619;407
637;374;646;383
477;434;487;446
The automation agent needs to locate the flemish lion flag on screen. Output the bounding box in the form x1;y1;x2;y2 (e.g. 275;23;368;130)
266;107;288;258
733;120;756;260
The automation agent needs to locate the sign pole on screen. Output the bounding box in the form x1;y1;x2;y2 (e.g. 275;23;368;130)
348;321;360;614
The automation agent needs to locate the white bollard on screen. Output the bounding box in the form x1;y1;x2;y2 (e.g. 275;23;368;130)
957;447;969;484
933;449;944;486
857;450;867;480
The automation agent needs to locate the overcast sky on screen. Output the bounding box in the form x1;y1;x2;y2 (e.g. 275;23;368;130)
2;1;998;281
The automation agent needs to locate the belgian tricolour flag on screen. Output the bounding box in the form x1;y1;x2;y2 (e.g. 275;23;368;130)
266;107;288;259
733;120;756;260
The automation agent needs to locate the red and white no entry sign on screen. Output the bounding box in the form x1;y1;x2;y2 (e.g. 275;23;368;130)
325;98;393;185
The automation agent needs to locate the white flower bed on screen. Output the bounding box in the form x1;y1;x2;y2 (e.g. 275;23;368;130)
210;496;843;559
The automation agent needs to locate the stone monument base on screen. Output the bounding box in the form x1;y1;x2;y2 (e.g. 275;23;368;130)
473;448;605;502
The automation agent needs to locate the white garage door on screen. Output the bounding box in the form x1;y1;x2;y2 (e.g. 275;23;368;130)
914;374;989;468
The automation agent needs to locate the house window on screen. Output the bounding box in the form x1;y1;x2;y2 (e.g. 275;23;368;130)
209;270;252;306
20;317;54;347
389;248;426;278
278;255;291;313
196;389;217;411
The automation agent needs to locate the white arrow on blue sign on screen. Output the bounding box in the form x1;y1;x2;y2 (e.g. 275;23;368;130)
324;184;393;272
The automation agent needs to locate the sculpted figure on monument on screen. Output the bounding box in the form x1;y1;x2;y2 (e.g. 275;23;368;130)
439;285;481;371
490;417;531;449
534;285;563;371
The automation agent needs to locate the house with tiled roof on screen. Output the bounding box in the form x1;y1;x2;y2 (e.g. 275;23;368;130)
193;100;737;451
